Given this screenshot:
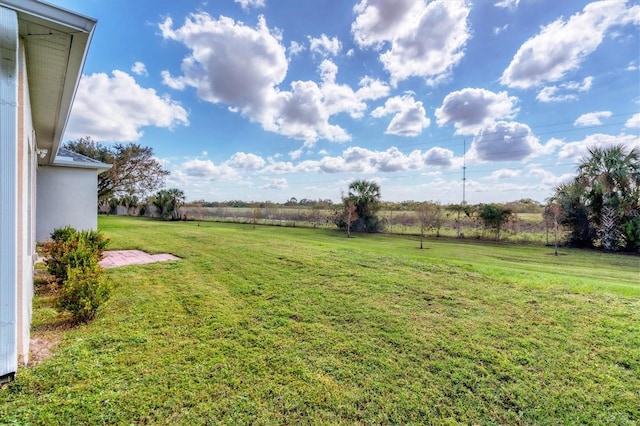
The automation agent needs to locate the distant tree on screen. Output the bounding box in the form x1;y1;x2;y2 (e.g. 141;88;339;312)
345;201;358;238
544;202;564;256
416;202;443;249
478;204;513;240
119;194;139;216
311;203;325;228
107;197;119;215
65;137;169;204
65;136;113;163
552;180;594;248
250;203;263;229
345;179;383;232
285;197;298;206
152;188;185;220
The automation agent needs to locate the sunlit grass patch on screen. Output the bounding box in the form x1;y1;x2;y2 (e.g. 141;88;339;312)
1;216;638;425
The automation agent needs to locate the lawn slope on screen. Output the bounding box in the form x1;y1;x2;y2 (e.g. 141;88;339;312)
1;217;638;425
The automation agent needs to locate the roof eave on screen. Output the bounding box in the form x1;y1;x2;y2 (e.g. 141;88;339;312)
6;0;96;165
1;0;96;33
51;161;112;173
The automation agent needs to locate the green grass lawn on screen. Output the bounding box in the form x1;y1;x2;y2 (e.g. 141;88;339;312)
2;216;639;425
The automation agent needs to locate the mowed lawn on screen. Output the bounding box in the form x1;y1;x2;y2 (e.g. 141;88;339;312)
2;217;639;425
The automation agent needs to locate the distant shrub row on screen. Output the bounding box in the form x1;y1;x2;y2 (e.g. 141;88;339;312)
42;226;111;323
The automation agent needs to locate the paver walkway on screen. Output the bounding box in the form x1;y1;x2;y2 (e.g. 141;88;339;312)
99;250;180;268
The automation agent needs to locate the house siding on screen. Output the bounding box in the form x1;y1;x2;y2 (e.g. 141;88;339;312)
17;36;35;365
0;5;19;380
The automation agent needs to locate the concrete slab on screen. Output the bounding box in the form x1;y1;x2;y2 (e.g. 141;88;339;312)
99;250;180;268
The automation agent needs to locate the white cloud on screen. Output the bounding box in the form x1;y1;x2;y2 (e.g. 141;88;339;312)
234;0;265;11
318;60;370;119
352;0;471;85
288;40;305;56
574;110;612;127
308;34;341;57
261;177;288;190
321;146;453;173
228;152;266;170
527;167;574;187
469;121;543;162
260;145;455;175
160;14;358;144
274;61;389;143
276;79;351;143
423;147;454;167
536;76;593;102
435;88;518;135
557;133;640;159
501;1;640;88
625;113;640;128
160;14;287;127
67;70;189;142
493;24;509;35
490;168;521;179
180;159;238;180
371;94;430;136
352;0;419;47
495;0;519;8
355;76;391;101
131;61;148;76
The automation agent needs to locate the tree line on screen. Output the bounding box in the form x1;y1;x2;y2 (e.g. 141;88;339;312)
66;138;639;253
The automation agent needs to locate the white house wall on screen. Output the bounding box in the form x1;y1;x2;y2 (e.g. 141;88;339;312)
0;5;19;379
36;166;99;242
17;36;35;365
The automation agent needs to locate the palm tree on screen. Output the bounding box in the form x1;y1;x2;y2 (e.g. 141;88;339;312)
552;180;595;248
152;188;185;220
576;145;640;251
119;194;139;216
347;179;382;232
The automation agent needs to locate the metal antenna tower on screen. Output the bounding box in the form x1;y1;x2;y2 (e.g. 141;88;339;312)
457;140;467;238
462;139;467;206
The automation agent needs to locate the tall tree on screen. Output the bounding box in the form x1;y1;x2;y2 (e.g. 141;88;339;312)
65;138;170;203
576;145;640;251
346;179;383;232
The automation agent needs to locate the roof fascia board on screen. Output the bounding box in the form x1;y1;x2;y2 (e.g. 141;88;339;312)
2;0;97;164
0;0;96;33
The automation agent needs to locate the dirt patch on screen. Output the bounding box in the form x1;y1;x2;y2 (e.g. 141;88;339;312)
29;334;61;365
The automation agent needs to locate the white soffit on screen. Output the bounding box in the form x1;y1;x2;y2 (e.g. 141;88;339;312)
1;0;96;165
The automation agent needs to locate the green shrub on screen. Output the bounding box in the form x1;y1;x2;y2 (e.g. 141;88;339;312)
50;225;77;243
43;227;109;283
57;264;111;323
42;226;111;322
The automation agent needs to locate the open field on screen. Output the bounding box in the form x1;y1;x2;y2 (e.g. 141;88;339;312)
181;206;553;244
2;216;639;424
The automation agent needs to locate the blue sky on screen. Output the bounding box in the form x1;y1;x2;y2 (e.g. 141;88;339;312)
50;0;639;203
